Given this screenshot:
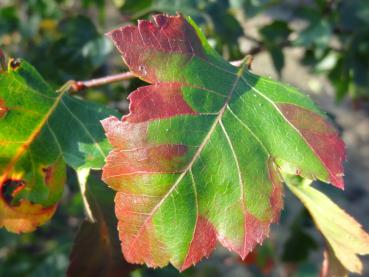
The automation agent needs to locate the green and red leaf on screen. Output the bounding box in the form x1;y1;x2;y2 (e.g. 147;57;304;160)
0;58;119;232
0;60;66;232
102;14;345;271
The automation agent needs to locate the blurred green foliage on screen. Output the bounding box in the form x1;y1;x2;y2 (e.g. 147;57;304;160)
0;0;367;276
2;0;368;101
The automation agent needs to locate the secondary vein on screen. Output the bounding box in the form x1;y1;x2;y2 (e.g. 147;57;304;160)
127;59;248;251
0;86;66;183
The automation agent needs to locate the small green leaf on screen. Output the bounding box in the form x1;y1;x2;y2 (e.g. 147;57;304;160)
294;20;331;48
259;21;291;75
0;58;119;232
259;21;291;46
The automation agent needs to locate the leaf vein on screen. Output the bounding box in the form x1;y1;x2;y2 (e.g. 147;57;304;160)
126;59;248;251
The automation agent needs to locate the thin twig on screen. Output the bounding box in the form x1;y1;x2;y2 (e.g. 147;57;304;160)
70;71;135;92
243;33;263;45
69;60;246;92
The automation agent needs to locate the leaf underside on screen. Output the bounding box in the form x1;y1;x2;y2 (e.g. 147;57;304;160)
68;175;136;277
0;60;118;232
102;14;345;271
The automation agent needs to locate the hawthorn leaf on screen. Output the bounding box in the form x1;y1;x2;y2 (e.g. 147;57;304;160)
285;175;369;274
0;59;119;232
259;21;291;75
68;174;136;277
102;14;345;271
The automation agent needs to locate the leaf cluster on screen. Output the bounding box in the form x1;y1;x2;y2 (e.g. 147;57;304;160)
0;1;369;276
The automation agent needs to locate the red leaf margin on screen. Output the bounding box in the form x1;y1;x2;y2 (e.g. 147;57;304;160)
102;13;345;271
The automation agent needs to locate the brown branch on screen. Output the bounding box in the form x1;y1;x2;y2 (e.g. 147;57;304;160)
248;45;264;56
243;34;263;45
70;71;135;92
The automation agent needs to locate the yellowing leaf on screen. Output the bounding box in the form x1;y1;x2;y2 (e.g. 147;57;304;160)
0;58;119;232
102;14;346;270
286;176;369;274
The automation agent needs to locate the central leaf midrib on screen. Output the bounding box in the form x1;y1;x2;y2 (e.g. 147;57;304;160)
128;61;248;254
0;86;66;183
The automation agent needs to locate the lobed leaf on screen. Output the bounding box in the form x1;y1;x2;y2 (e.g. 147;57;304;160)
0;59;119;232
103;14;345;271
286;176;369;274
